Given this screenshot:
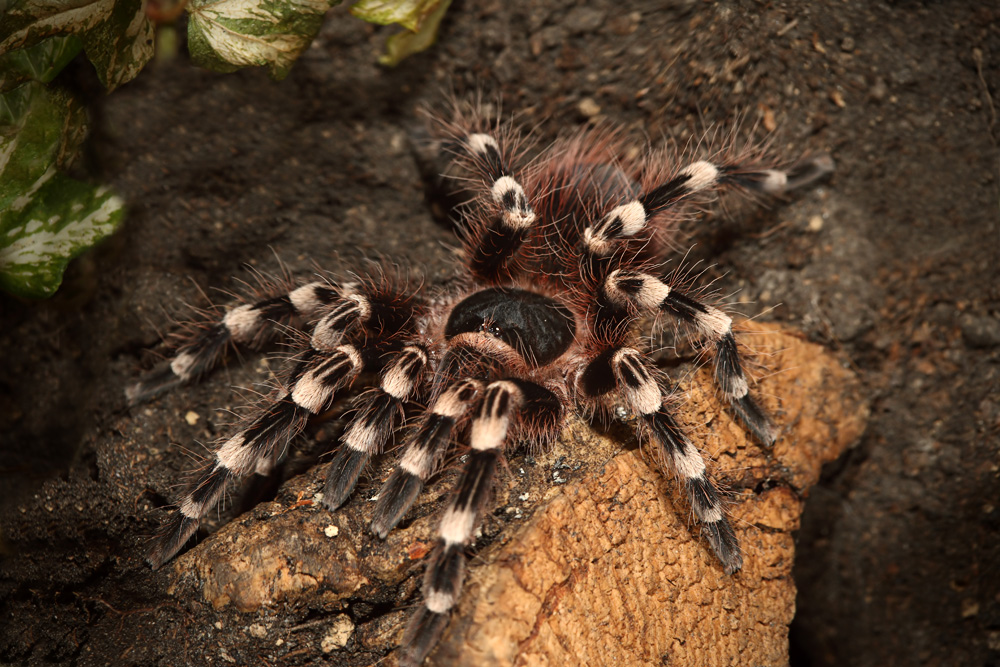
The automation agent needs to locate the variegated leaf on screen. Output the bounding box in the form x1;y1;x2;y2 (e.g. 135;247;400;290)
350;0;439;32
0;0;153;91
0;35;84;93
0;81;124;298
0;169;124;298
350;0;451;65
187;0;338;80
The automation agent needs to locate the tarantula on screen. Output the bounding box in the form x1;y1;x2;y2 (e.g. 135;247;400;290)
127;103;830;665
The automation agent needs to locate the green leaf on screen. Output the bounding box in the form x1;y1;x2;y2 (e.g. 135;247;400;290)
0;35;84;93
0;82;88;211
80;0;157;89
0;169;124;298
0;0;154;91
0;81;124;298
350;0;431;31
187;0;339;80
350;0;450;65
379;0;449;65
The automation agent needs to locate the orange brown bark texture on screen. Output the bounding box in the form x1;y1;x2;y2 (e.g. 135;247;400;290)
167;322;868;666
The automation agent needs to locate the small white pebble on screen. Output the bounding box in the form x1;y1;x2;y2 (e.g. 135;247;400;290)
215;621;223;630
324;524;339;538
320;614;354;652
578;97;601;117
248;623;266;639
807;215;824;232
276;638;284;646
185;410;200;425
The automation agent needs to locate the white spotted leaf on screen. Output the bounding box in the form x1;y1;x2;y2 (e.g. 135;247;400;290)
0;82;124;298
0;0;154;91
186;0;340;79
0;35;84;93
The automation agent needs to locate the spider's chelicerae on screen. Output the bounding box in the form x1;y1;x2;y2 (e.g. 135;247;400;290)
128;103;831;665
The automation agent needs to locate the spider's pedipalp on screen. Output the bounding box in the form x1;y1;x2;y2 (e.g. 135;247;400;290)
309;294;369;351
289;346;362;413
321;345;428;510
455;130;536;283
288;281;343;316
464;132;535;230
370;378;484;538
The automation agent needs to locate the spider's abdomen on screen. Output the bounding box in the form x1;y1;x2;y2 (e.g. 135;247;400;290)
444;288;576;366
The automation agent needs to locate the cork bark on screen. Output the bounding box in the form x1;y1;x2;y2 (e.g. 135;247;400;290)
166;323;868;666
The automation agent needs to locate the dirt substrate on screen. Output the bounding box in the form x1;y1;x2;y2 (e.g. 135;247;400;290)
2;1;999;666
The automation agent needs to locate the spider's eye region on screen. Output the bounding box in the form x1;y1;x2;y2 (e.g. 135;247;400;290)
479;320;504;338
445;287;576;367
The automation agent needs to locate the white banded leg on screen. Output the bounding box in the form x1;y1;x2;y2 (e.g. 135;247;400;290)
319;345;429;510
463;133;536;282
465;133;535;230
644;404;741;574
400;380;525;667
579;347;741;574
147;344;363;568
369;378;484;538
600;270;776;445
127;281;342;404
582;157;823;256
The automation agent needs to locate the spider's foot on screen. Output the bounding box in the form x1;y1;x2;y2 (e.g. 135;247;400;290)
732;393;778;447
785;153;835;192
701;518;743;575
399;607;449;667
148;511;199;569
126;365;184;405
